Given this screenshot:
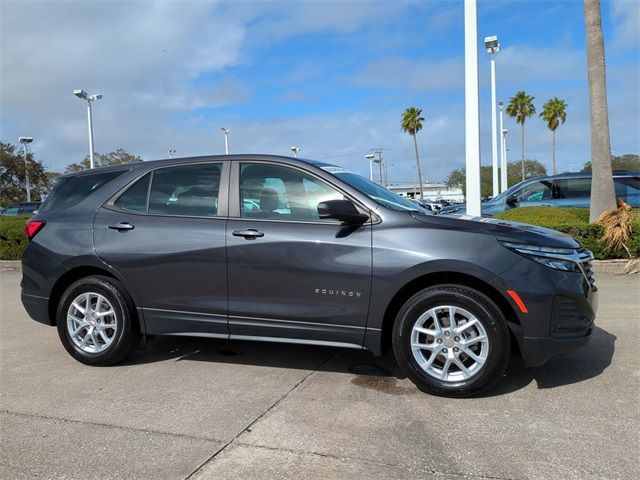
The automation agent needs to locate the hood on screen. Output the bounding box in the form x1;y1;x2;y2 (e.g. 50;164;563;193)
411;212;580;249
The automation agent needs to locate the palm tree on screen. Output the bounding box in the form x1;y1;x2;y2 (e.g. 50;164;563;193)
584;0;616;222
506;91;536;181
401;107;425;199
540;97;568;175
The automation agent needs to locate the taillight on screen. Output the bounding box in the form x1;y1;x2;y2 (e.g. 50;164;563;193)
25;220;46;240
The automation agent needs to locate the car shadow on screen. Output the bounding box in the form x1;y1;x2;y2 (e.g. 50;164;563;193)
122;326;616;397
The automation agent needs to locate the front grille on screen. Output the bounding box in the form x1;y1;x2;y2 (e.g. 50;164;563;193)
577;247;596;290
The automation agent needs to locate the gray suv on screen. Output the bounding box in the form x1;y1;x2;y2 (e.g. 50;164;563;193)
21;155;597;397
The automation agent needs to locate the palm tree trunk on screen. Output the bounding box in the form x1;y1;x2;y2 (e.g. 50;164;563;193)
585;0;616;222
520;122;525;181
552;130;557;175
413;133;424;200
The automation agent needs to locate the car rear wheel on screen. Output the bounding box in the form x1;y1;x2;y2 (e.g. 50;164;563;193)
392;285;510;397
56;275;141;365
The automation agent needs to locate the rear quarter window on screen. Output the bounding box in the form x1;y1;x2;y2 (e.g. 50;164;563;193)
39;170;125;212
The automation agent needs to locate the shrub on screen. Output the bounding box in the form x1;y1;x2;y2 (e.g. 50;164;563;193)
0;216;29;260
495;207;640;260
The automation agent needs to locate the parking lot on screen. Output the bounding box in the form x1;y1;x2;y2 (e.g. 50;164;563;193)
0;265;637;480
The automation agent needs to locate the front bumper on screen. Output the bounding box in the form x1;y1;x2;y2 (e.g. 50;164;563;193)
491;257;597;367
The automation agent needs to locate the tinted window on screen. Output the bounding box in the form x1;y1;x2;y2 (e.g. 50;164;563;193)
149;163;221;217
614;177;640;207
115;173;151;212
513;180;553;203
240;163;343;221
554;178;591;199
1;207;20;216
39;170;125;212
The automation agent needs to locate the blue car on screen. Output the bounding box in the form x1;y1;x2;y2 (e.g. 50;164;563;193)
440;171;640;217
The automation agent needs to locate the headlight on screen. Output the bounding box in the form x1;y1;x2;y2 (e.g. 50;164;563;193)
500;241;582;272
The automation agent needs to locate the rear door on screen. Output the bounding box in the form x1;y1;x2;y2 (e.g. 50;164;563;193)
225;161;373;347
94;162;230;337
553;177;592;208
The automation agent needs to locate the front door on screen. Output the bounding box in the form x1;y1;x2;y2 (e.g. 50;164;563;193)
94;162;229;337
226;161;372;348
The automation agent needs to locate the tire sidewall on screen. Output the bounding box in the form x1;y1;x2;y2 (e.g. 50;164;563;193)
56;276;135;365
393;285;510;397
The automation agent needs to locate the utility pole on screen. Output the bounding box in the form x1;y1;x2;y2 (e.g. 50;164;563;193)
464;0;481;216
19;137;33;202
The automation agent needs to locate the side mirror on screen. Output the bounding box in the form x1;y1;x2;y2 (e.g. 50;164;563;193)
506;194;519;207
317;200;368;224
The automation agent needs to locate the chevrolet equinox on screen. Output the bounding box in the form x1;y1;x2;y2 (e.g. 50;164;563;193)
21;155;597;397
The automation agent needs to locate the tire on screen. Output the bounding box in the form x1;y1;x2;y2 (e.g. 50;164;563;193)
392;285;510;397
56;275;141;366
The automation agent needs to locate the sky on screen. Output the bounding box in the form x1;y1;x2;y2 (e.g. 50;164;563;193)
1;0;638;183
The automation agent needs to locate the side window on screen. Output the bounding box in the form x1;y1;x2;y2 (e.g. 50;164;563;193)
239;163;343;221
614;177;640;207
554;178;591;199
149;163;222;217
515;181;553;204
115;173;151;213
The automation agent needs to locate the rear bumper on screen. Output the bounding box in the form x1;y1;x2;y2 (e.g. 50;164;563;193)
21;293;52;326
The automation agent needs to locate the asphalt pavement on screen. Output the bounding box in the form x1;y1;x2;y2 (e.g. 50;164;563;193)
0;266;637;479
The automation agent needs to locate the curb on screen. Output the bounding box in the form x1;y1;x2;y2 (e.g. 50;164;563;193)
0;260;22;269
592;259;638;275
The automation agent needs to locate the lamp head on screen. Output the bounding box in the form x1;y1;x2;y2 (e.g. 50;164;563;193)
220;127;229;133
291;146;301;153
88;93;103;101
74;89;88;99
365;154;375;160
484;35;499;53
19;136;33;144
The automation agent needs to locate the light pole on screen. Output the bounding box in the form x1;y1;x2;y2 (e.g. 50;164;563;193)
485;35;500;198
220;127;230;154
464;0;481;216
498;101;507;192
290;146;301;158
502;128;509;186
74;90;102;169
19;137;33;202
168;149;176;159
365;154;375;181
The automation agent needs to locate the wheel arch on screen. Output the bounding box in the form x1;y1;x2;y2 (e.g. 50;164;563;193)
377;271;521;356
48;265;142;334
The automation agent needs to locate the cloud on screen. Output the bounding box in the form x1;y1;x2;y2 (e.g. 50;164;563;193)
352;57;464;92
610;0;640;49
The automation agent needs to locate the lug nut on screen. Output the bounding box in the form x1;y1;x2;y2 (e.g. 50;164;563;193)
453;347;459;353
442;348;448;353
437;339;443;344
444;331;450;337
454;336;460;342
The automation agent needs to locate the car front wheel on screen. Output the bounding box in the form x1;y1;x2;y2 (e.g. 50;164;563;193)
56;275;141;365
392;285;510;397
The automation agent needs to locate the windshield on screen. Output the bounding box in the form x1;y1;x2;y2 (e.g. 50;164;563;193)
320;166;422;213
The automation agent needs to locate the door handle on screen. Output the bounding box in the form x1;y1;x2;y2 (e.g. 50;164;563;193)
108;222;135;231
232;229;264;240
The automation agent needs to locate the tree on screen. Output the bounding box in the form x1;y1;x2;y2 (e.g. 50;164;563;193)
584;0;616;222
540;97;568;175
445;160;547;198
506;91;536;182
401;107;425;199
66;148;143;172
0;142;51;206
582;153;639;172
